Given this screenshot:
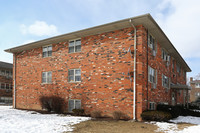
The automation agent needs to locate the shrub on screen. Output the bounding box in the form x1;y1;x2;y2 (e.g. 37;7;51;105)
72;109;84;116
39;96;64;114
157;104;183;118
141;111;172;121
91;110;102;118
113;111;130;120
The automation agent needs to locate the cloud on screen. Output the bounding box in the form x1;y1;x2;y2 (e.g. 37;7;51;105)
23;40;36;44
155;0;200;58
20;21;59;36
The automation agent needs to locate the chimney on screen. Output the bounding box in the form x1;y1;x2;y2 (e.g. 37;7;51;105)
190;77;193;82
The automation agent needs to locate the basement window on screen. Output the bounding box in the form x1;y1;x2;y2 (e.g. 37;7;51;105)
68;69;81;82
42;71;52;84
69;39;81;53
149;102;155;110
162;74;169;89
43;45;52;57
68;99;81;112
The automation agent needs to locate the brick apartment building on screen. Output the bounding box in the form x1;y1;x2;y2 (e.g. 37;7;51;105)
190;77;200;102
0;61;13;105
5;14;191;120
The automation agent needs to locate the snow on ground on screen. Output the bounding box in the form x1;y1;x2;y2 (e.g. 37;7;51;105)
153;116;200;133
0;106;90;133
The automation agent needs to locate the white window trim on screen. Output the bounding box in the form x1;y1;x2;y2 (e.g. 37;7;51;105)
68;38;81;53
68;69;81;83
42;71;52;84
42;45;52;58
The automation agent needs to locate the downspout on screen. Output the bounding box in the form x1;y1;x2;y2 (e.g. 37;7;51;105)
129;19;137;120
13;53;16;108
146;30;149;109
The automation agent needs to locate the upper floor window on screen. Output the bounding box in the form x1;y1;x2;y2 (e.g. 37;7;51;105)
162;49;170;62
43;45;52;57
68;69;81;82
148;66;157;88
162;74;169;89
195;83;200;88
42;71;52;83
148;34;156;56
0;70;5;76
177;63;181;75
69;39;81;53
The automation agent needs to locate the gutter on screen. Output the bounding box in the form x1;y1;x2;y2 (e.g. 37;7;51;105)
129;19;137;120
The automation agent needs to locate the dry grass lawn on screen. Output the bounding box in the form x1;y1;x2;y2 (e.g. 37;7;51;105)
66;120;194;133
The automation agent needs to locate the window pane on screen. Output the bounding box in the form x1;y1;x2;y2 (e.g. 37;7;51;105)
75;76;81;82
6;84;9;89
69;76;74;82
48;46;52;51
1;70;5;75
43;52;47;57
75;69;81;75
69;47;74;53
47;72;52;83
43;47;47;52
75;39;81;46
68;100;74;112
75;45;81;52
42;72;46;83
1;83;5;89
69;41;74;47
75;100;81;109
69;70;74;76
48;51;52;57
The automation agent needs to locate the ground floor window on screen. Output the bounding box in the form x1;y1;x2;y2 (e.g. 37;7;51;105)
149;102;156;110
68;99;81;112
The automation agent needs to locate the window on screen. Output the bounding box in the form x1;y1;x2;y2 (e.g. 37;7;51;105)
1;70;5;76
69;39;81;53
162;74;169;88
172;60;175;72
9;72;13;78
68;99;81;112
6;71;9;78
162;49;170;62
149;102;155;110
148;66;157;88
177;63;181;75
10;85;13;90
195;83;200;88
42;71;52;83
1;83;5;89
0;97;13;104
6;84;9;90
43;45;52;57
68;69;81;82
148;34;156;56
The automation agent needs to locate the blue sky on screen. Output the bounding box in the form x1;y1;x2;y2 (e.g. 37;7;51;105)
0;0;200;79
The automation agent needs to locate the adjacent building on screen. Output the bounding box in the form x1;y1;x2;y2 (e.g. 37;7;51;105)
0;61;13;105
5;14;191;120
190;77;200;102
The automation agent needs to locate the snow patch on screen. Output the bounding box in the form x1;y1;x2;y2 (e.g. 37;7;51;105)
0;106;90;133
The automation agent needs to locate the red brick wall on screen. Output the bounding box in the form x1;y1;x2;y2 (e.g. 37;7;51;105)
14;25;187;120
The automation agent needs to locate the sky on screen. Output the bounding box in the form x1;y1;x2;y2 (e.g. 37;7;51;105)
0;0;200;79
